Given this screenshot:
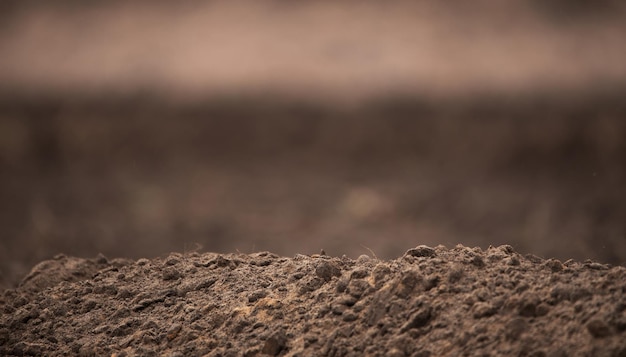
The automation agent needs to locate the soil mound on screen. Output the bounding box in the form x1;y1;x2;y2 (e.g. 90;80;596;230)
2;245;625;356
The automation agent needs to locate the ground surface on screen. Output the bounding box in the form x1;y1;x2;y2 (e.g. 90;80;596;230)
2;245;625;356
2;1;626;290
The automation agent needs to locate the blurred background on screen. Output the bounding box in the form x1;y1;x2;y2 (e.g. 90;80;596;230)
1;0;625;288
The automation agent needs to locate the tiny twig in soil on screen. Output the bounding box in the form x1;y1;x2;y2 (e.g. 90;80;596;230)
360;244;379;261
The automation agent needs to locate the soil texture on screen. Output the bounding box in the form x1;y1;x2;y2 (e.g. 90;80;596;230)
2;245;625;356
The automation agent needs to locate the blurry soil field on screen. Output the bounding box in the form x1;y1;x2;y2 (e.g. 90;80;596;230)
1;89;625;290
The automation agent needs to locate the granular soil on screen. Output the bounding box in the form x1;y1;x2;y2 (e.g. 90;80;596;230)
1;245;625;356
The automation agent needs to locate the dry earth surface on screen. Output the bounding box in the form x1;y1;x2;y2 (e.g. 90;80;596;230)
1;3;626;354
2;245;625;356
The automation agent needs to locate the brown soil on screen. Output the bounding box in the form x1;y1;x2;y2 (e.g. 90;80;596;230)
2;245;625;356
2;4;625;354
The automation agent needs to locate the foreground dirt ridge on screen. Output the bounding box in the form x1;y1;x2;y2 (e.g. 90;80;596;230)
1;245;625;356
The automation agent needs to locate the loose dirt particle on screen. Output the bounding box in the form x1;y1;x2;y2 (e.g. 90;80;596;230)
314;261;341;282
404;245;436;258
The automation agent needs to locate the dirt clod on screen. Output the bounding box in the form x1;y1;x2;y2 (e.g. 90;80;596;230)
1;245;625;356
315;261;341;282
404;245;437;258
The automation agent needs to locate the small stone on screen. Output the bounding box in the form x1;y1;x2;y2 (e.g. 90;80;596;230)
315;261;341;282
404;245;436;258
357;255;371;264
